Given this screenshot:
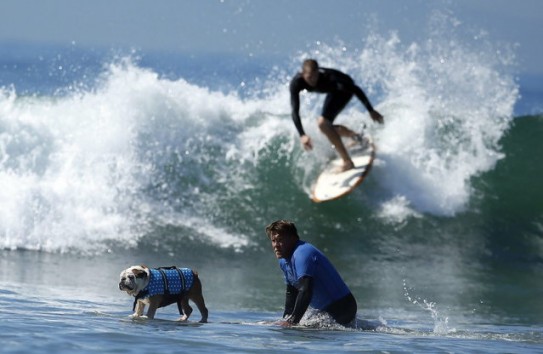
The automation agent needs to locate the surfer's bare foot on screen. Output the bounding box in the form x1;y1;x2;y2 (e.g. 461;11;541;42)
334;160;355;173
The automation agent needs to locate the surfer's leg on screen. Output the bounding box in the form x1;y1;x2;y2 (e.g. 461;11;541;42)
320;92;357;171
335;124;368;149
324;292;357;326
322;91;353;123
317;117;354;172
334;124;358;138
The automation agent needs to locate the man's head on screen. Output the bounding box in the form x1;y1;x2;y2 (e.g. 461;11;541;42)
302;59;319;87
266;220;300;259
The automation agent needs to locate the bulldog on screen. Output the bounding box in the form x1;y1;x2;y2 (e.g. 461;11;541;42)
119;265;208;322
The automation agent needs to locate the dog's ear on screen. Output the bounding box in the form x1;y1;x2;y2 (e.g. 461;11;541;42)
133;268;147;278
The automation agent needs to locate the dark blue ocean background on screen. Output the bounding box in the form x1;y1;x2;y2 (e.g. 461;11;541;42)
1;13;542;353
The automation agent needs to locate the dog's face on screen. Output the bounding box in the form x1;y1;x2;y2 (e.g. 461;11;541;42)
119;265;150;296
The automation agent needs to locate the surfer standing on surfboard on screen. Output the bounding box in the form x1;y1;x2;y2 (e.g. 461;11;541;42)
290;59;384;172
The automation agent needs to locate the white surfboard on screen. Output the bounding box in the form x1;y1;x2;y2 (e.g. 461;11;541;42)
311;136;375;203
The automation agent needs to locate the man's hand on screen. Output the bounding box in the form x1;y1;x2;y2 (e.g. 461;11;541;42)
275;320;294;327
370;110;384;124
300;135;313;151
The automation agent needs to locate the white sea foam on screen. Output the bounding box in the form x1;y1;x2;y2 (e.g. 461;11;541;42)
0;12;518;252
298;13;517;218
0;60;259;253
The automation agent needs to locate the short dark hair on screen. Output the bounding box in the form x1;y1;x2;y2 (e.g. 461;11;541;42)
302;59;319;71
265;220;300;240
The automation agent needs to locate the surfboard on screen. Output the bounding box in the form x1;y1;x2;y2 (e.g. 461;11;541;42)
310;136;375;203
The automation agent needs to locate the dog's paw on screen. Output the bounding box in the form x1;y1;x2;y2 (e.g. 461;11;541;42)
130;314;148;320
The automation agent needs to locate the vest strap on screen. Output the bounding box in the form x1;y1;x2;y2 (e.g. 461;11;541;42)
157;268;170;295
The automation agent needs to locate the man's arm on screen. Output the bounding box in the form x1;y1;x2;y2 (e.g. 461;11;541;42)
284;276;313;324
351;83;384;124
290;79;306;136
330;69;384;124
351;84;374;113
283;284;298;318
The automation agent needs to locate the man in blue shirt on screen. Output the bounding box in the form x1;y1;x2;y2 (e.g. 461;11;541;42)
266;220;357;326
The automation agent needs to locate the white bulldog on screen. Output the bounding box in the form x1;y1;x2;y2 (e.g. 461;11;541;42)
119;265;208;322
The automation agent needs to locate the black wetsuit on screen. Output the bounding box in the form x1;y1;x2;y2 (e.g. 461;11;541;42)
283;278;357;326
290;68;375;136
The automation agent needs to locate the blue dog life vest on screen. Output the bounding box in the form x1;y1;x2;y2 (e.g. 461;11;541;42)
135;267;194;301
146;268;194;296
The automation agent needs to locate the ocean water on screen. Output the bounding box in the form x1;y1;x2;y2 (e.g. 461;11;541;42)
1;13;542;354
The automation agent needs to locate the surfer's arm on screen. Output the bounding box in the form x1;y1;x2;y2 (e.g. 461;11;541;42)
327;69;375;114
283;284;298;318
350;83;384;124
284;276;313;324
290;80;306;136
351;84;374;113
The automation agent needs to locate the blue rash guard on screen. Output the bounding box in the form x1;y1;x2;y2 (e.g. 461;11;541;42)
279;241;351;310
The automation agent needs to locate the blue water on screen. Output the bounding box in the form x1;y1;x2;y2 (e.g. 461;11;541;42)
1;10;542;354
2;251;542;353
